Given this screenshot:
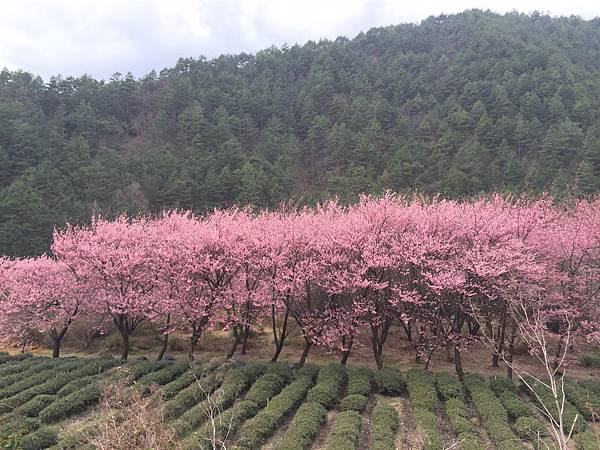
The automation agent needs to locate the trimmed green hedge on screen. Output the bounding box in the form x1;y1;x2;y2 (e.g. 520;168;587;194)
376;368;406;396
406;369;442;450
136;360;189;390
163;371;223;420
564;381;600;421
244;372;286;407
326;410;361;450
172;364;263;436
161;363;207;399
0;414;39;440
306;363;346;409
235;372;316;449
346;367;372;397
274;402;327;450
579;351;600;368
340;394;368;412
19;426;57;450
514;416;548;441
435;371;464;401
520;376;587;434
372;400;399;450
464;374;522;450
574;431;600;450
39;384;102;424
123;360;170;380
13;395;56;418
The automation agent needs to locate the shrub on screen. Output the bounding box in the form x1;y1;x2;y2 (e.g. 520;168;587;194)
56;375;100;397
520;376;587;434
340;394;368;412
376;367;406;396
514;416;547;441
564;381;600;421
306;363;345;409
136;360;189;390
463;374;521;450
236;374;315;449
18;426;58;450
39;384;102;423
0;414;39;440
14;395;56;417
172;365;262;436
244;373;286;407
498;390;533;421
407;369;437;411
371;401;399;450
163;372;222;420
346;367;372;397
161;363;207;399
327;410;361;450
574;431;600;450
407;369;442;450
196;399;259;444
579;351;600;368
124;360;170;380
445;397;474;435
489;376;516;396
275;402;327;450
579;379;600;398
435;371;463;401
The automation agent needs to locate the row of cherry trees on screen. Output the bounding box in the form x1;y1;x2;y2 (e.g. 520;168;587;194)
0;194;598;376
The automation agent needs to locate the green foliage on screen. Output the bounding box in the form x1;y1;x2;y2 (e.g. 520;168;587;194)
244;373;286;407
124;360;170;380
564;381;600;420
520;376;587;434
574;431;600;450
514;416;547;441
38;384;102;424
136;360;189;390
0;414;39;440
6;11;600;256
171;364;262;436
498;391;533;421
18;426;57;450
371;400;399;450
340;394;368;412
13;395;56;418
236;373;315;449
489;376;517;395
463;374;521;450
435;372;464;401
274;402;327;450
346;367;373;397
406;369;442;450
326;410;361;450
163;371;222;420
161;363;207;399
579;352;600;368
375;368;406;396
306;363;346;409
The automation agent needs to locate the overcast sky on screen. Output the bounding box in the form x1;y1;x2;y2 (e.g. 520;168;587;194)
1;0;599;81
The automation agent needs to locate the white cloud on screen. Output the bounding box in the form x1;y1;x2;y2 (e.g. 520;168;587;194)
0;0;598;80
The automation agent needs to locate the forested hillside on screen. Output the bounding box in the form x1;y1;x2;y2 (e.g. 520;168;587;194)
2;9;600;256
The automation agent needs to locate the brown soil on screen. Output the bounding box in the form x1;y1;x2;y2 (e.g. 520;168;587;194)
357;394;377;450
311;410;337;450
385;395;422;450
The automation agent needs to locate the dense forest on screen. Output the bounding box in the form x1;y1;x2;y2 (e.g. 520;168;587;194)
2;9;600;256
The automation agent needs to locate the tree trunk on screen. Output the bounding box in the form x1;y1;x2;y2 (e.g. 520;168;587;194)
121;333;130;361
372;337;383;370
49;326;69;359
241;325;250;355
271;305;289;362
188;332;201;362
340;335;353;365
226;328;242;361
52;338;61;358
156;333;169;361
454;345;464;381
401;321;412;342
492;313;507;368
298;339;312;366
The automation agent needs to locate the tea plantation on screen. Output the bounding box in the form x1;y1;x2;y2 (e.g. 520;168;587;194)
0;353;598;449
